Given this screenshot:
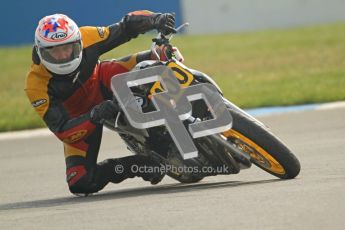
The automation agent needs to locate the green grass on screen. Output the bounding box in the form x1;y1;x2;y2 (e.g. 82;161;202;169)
1;23;345;131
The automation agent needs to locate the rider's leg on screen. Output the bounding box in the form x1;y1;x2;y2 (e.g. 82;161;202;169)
65;125;164;195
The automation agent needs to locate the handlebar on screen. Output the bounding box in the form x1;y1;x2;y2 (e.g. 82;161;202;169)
151;23;189;61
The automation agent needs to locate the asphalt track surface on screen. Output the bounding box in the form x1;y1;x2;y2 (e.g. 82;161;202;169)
1;107;345;230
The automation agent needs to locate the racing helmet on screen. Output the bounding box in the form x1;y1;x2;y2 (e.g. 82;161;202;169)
35;14;82;75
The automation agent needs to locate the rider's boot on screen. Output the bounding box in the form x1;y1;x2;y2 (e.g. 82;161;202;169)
99;155;165;185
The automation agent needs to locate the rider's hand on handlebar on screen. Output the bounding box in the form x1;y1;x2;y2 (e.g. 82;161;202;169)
153;13;176;35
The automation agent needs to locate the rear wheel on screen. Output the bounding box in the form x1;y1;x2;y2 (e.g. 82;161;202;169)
223;109;301;179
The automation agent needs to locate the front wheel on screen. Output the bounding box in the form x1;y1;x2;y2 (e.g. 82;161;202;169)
223;108;301;179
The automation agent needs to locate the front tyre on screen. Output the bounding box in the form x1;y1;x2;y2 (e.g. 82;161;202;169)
223;109;301;179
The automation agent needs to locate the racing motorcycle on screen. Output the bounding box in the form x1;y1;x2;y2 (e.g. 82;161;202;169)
103;23;301;183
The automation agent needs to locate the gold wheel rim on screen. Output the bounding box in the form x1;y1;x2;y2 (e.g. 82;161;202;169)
223;129;286;175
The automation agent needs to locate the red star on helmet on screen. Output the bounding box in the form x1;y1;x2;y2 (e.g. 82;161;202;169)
57;18;69;33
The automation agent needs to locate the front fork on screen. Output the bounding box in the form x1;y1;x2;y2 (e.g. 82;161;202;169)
185;112;252;170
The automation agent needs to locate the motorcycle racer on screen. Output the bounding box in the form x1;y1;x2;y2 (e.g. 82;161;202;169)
25;11;175;195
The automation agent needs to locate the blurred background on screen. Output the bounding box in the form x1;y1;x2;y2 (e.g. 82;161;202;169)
2;0;345;45
1;0;183;46
1;0;345;131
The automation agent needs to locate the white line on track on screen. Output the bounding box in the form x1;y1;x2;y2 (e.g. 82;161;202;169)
315;101;345;110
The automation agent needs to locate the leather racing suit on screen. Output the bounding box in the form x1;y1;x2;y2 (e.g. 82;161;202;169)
25;11;169;194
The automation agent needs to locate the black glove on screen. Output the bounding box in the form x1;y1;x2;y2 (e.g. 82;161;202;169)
122;11;176;37
90;100;119;124
153;13;176;35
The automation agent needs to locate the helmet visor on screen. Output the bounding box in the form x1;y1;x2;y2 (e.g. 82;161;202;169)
39;41;82;64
